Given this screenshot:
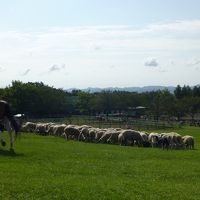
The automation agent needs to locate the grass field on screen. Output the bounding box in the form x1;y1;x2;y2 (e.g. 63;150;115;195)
0;126;200;200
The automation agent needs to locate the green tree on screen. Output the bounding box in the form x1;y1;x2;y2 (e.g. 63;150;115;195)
75;92;93;114
174;85;182;99
182;97;200;121
1;81;70;117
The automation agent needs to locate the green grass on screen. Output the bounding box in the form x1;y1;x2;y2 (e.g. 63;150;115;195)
0;126;200;200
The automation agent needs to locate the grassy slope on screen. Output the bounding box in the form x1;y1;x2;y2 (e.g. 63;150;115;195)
0;126;200;200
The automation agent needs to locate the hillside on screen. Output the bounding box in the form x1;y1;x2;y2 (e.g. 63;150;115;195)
66;86;176;93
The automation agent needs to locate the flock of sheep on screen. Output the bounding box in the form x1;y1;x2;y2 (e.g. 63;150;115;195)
21;122;195;150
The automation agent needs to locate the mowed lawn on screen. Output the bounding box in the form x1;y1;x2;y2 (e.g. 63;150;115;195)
0;126;200;200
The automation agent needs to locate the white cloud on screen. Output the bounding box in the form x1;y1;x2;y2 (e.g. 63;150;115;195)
187;59;200;66
0;20;200;88
1;20;200;60
147;20;200;33
158;69;167;73
49;65;60;72
21;69;31;76
0;65;6;72
48;64;66;73
144;59;159;67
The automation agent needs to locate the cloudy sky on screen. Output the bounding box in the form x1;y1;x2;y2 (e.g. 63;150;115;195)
0;0;200;89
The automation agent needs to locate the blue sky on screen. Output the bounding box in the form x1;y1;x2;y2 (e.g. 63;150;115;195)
0;0;200;88
1;0;200;29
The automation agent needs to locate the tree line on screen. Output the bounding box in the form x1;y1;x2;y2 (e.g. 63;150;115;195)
0;81;200;121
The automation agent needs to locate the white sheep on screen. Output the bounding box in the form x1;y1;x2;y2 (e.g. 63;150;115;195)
182;135;195;149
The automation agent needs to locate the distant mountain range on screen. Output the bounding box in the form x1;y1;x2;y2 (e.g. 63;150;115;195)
66;86;176;93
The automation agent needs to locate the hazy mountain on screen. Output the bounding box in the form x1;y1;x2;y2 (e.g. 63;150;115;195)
66;86;176;93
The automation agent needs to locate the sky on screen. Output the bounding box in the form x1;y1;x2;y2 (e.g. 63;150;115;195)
0;0;200;89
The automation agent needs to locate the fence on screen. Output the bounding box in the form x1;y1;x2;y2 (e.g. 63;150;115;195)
28;115;181;130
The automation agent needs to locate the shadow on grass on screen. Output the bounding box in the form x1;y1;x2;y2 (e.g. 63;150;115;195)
0;149;24;157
